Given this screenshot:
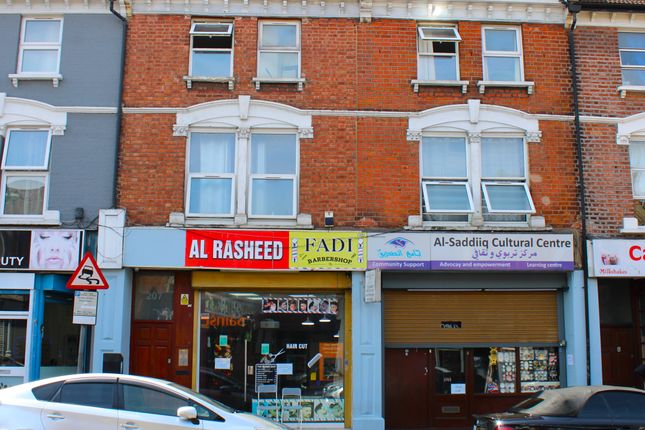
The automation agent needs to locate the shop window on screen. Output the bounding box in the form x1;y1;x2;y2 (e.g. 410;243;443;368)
435;348;465;395
0;292;30;312
473;346;560;394
189;23;233;78
198;291;344;424
0;319;27;367
619;32;645;86
133;272;174;321
1;129;51;216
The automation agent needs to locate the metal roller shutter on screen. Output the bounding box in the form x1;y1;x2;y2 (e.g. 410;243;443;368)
384;290;559;345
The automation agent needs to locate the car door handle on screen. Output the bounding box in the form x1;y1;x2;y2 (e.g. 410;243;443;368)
46;413;65;421
121;423;139;430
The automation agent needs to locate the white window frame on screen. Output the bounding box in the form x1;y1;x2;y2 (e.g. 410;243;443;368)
481;26;524;82
618;31;645;93
421;181;474;213
188;22;234;79
1;128;52;217
417;26;461;79
12;17;63;89
253;21;305;90
420;133;473;214
481;181;535;214
0;287;34;385
248;130;299;219
185;130;237;218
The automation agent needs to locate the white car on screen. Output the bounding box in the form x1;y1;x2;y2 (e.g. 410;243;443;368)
0;373;288;430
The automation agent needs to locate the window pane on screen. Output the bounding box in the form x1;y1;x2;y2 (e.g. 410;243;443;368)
485;57;520;81
485;29;517;51
21;50;58;73
619;32;645;49
481;138;524;178
0;293;30;311
192;52;231;77
621;51;645;66
0;319;27;367
24;20;60;43
485;184;532;212
258;52;299;78
417;56;457;81
189;133;235;174
632;171;645;196
630;142;645;168
422;137;467;177
419;27;459;40
602;391;645;419
262;24;297;48
579;394;611;418
251;134;296;174
5;130;49;167
4;176;45;215
40;292;79;377
251;179;293;216
425;184;471;212
123;384;189;416
435;349;465;395
622;69;645;86
519;347;560;393
133;272;174;321
59;383;114;408
473;347;516;394
189;178;233;215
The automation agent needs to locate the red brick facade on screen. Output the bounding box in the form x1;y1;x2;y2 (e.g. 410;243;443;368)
574;26;645;236
118;15;580;230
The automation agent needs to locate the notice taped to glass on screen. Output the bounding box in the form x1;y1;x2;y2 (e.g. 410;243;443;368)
255;364;277;392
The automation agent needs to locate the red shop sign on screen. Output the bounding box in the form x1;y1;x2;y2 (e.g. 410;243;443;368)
185;230;290;270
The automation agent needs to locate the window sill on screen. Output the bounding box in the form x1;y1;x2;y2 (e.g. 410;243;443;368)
411;80;469;94
477;80;534;94
252;77;306;91
617;85;645;98
182;75;235;90
0;210;60;226
170;212;313;229
8;73;63;88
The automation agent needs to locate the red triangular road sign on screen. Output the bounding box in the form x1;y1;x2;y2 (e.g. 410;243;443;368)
67;252;109;290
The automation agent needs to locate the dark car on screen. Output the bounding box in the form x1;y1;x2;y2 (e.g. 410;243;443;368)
474;385;645;430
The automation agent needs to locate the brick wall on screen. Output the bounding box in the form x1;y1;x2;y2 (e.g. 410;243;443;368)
119;15;579;229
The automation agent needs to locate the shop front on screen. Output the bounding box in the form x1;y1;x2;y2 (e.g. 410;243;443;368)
368;232;575;429
125;228;365;428
589;239;645;389
0;229;84;387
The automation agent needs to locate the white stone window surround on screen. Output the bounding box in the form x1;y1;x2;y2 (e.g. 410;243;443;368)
617;112;645;233
478;25;534;94
183;21;236;90
412;24;469;93
253;20;305;91
617;30;645;98
9;17;64;88
0;93;66;225
407;99;543;229
174;95;313;227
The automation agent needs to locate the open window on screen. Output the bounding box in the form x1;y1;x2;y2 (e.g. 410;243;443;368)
413;26;467;93
189;23;233;78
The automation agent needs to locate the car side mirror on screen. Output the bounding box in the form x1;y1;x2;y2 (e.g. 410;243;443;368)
177;406;199;424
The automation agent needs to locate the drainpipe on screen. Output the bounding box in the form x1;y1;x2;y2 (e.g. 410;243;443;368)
563;0;591;386
109;0;127;208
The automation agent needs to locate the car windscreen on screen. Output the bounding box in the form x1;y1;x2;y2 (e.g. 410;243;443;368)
168;381;236;413
508;389;583;416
